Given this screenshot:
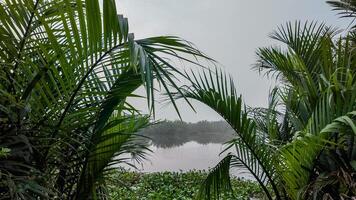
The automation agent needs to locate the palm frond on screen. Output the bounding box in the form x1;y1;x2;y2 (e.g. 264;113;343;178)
327;0;356;20
0;0;211;198
76;115;150;199
277;134;326;200
177;69;281;200
197;154;234;200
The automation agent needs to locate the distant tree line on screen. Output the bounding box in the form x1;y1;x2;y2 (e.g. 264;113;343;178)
138;121;235;148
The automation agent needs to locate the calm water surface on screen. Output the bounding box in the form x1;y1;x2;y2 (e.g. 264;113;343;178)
125;141;254;180
135;141;225;172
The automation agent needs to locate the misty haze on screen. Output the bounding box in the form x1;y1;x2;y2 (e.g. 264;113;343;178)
1;0;354;200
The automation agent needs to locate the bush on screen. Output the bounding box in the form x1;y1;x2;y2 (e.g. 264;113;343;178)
107;170;264;200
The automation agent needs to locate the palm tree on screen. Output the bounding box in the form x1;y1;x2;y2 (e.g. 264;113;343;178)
0;0;209;199
177;21;355;199
327;0;356;21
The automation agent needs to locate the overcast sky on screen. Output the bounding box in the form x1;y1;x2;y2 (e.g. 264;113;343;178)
116;0;348;122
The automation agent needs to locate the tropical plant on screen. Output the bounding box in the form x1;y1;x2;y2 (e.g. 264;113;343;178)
0;0;209;199
177;20;355;200
327;0;356;25
107;169;264;200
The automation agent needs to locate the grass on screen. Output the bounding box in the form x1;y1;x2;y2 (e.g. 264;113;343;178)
107;170;265;200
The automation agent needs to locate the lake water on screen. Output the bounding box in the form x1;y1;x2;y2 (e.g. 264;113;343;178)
124;141;254;180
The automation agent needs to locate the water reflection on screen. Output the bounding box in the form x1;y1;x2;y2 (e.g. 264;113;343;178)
134;141;226;172
125;141;254;180
138;121;235;148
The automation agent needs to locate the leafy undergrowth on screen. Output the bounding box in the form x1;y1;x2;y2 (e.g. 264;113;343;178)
107;170;264;200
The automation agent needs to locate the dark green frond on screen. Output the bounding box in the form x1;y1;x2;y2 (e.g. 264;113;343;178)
178;69;281;200
197;154;234;200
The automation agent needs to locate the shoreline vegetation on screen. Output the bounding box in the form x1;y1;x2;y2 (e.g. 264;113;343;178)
108;170;265;200
1;0;354;199
139;120;235;148
117;123;263;199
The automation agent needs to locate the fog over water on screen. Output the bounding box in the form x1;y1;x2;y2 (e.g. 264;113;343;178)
122;121;255;179
126;142;255;180
138;121;235;148
133;142;226;172
115;1;350;179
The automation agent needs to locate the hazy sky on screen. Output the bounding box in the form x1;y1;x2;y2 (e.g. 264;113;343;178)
116;0;348;122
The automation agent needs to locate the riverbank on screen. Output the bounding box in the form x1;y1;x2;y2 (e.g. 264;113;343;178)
108;170;264;200
139;120;235;148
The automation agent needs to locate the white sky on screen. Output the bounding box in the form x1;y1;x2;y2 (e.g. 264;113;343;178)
117;0;348;122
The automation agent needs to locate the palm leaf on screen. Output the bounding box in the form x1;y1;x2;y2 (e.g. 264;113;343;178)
197;154;234;200
0;0;211;198
177;69;281;200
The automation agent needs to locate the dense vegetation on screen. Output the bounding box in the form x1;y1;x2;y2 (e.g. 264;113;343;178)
0;0;208;199
139;121;234;147
107;170;264;200
0;0;355;199
178;1;356;200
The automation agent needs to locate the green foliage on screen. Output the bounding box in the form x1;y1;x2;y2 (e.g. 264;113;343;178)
0;147;10;158
1;0;354;199
177;69;280;200
107;170;264;200
327;0;356;29
0;0;208;199
177;7;356;200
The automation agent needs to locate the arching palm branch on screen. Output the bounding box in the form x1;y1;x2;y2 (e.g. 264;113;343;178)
176;69;283;200
179;21;355;200
0;0;210;199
